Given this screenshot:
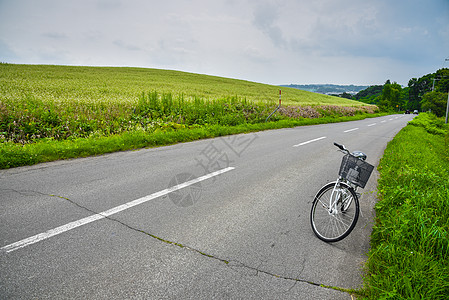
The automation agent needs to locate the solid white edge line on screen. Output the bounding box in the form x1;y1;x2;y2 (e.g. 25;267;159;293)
293;136;326;147
1;167;235;253
343;128;359;133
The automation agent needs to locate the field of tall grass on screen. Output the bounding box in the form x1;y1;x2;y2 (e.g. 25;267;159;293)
363;113;449;299
1;64;365;106
0;64;379;168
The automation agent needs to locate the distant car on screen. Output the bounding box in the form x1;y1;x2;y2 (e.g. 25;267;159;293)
405;110;410;114
413;110;419;114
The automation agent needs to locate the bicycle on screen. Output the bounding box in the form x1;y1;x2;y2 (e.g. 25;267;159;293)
310;142;374;242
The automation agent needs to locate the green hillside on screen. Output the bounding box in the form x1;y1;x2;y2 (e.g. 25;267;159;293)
0;64;364;106
0;64;378;168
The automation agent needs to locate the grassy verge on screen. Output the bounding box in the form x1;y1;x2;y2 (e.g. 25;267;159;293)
362;113;449;299
0;112;385;169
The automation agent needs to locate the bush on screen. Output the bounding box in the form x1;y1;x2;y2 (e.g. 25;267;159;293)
421;91;447;117
408;112;449;135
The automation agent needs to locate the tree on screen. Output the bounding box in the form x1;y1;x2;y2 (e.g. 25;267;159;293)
408;75;433;111
407;69;449;111
434;68;449;93
340;92;353;99
353;85;383;104
421;91;447;117
390;82;404;110
379;80;402;111
400;87;410;109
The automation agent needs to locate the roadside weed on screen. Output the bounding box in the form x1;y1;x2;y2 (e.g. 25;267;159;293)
363;113;449;299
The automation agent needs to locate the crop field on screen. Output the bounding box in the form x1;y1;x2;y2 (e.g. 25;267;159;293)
0;64;378;168
1;64;365;106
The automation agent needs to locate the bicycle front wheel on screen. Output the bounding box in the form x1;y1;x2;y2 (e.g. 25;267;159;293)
310;181;359;242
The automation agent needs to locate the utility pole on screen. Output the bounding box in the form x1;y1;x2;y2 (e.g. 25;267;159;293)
446;92;449;124
445;58;449;124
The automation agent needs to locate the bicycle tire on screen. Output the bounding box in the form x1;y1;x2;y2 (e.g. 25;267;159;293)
310;181;359;242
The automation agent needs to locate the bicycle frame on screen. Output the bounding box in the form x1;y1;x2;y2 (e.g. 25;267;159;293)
310;142;369;242
327;177;357;214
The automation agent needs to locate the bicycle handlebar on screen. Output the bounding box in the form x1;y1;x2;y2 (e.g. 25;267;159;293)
334;142;368;161
334;142;351;155
333;142;346;151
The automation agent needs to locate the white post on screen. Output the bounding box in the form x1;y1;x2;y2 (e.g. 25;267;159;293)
446;92;449;124
443;58;449;123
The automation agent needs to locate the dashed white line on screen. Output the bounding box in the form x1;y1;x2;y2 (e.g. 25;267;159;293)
381;120;387;123
343;128;359;133
367;123;376;127
293;136;327;147
1;167;235;253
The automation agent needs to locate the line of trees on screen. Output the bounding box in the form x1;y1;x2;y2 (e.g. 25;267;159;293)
352;68;449;117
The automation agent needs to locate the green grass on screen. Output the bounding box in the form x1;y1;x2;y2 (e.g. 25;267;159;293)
362;113;449;299
0;63;365;106
0;114;384;169
0;63;380;169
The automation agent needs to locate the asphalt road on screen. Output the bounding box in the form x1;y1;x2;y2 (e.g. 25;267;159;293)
0;114;414;299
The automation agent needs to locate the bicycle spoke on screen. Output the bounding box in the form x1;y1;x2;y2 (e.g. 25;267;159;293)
310;182;359;242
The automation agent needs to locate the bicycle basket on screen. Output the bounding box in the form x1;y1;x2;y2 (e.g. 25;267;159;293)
339;154;374;188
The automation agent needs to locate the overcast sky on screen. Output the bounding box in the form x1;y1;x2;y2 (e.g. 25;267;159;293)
1;0;448;86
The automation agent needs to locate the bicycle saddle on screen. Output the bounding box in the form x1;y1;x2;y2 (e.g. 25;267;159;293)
351;151;367;161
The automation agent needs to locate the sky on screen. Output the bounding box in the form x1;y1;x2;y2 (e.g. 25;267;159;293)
0;0;448;86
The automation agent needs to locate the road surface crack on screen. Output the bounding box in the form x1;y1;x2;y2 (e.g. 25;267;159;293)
102;213;360;297
30;192;360;297
0;188;44;197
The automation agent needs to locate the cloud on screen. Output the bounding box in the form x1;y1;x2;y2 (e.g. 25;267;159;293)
243;46;273;63
96;0;122;11
0;0;447;85
113;40;141;51
0;39;18;62
42;32;68;40
252;2;286;48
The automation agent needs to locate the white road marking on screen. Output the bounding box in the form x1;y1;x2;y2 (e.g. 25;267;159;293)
293;136;326;147
381;120;387;123
367;123;376;127
343;128;359;133
1;167;235;253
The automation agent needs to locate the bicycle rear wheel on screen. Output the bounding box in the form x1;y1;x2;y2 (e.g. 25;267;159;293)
310;181;359;242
